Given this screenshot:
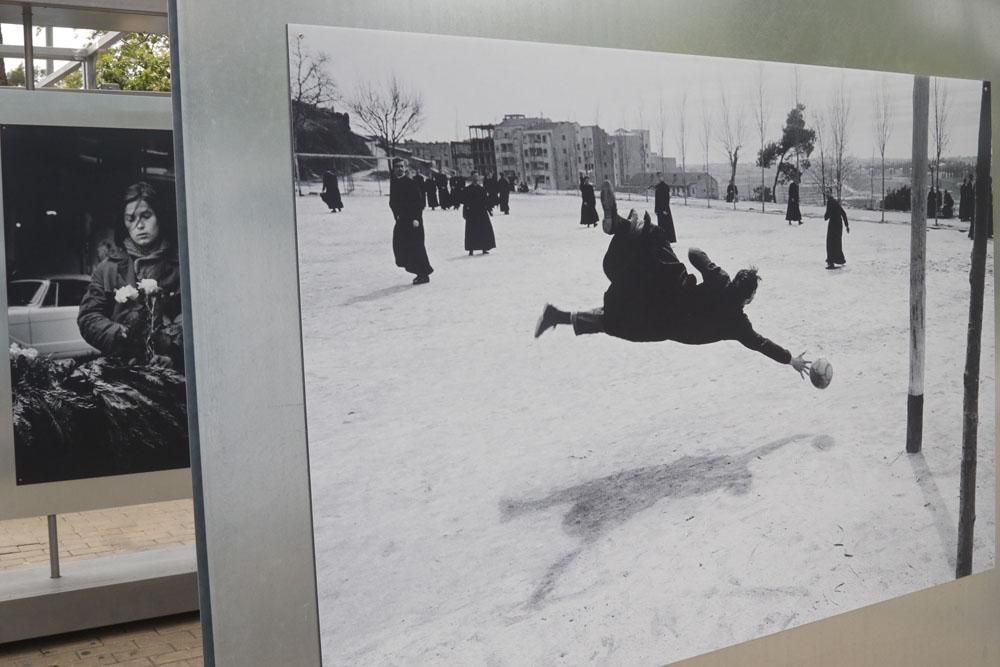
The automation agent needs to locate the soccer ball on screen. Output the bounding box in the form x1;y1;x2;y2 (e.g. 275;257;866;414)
810;358;833;389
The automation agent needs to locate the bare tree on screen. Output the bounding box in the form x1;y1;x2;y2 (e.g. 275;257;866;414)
873;78;893;222
675;91;689;205
792;66;802;174
829;78;852;200
700;91;713;207
718;89;746;209
752;64;770;212
657;89;666;160
348;74;424;159
807;109;829;202
289;34;339;194
932;77;951;224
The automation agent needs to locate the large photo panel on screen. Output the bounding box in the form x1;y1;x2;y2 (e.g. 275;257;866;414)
286;23;995;666
0;90;191;519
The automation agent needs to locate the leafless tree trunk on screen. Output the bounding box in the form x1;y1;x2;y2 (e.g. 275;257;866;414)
957;80;990;578
675;92;689;204
0;30;8;87
830;78;852;201
718;89;745;210
793;66;802;176
753;64;770;212
289;33;339;195
873;79;893;222
809;109;829;204
907;75;930;454
348;74;424;160
932;77;951;226
700;91;712;207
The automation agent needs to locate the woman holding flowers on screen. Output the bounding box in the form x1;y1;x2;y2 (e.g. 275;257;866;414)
77;181;183;368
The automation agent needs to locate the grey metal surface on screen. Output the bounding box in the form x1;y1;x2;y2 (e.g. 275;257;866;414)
0;89;189;522
0;545;197;644
169;1;999;666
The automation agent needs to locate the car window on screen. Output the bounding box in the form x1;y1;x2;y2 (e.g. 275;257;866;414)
55;280;88;307
41;283;57;307
7;281;42;307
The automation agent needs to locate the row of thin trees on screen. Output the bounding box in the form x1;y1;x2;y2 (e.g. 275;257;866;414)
652;67;953;220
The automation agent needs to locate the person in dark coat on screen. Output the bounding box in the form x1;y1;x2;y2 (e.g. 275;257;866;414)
436;172;451;210
424;171;440;210
959;175;973;221
320;170;343;212
726;182;738;203
78;181;183;368
968;176;993;240
942;190;954;218
786;179;802;225
927;187;937;217
579;174;599;227
533;208;810;376
823;192;850;269
450;175;466;209
498;174;512;215
411;169;427;209
463;171;496;255
653;172;677;243
389;159;433;284
484;172;499;213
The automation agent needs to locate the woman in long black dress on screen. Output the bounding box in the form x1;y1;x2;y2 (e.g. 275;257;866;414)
463;172;496;255
785;179;801;225
579;175;599;227
321;170;343;212
823;192;850;269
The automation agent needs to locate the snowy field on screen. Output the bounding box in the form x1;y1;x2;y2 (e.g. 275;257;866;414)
294;187;995;666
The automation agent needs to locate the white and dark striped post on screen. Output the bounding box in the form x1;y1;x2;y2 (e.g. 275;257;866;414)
907;75;930;454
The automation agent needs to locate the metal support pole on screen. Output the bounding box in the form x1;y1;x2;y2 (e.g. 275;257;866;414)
21;5;35;90
47;515;61;579
44;26;53;75
83;55;97;90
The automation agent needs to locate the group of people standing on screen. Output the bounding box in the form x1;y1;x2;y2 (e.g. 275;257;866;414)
926;186;956;219
388;158;503;285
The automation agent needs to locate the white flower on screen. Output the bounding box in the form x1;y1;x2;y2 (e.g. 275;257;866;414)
138;278;160;294
114;285;139;303
10;343;21;355
21;347;37;360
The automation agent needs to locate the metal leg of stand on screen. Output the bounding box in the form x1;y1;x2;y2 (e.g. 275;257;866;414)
48;515;60;579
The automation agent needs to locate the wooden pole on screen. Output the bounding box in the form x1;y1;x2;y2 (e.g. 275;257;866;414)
956;80;991;578
907;76;929;454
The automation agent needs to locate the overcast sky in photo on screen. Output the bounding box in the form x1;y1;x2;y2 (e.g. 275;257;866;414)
292;24;986;163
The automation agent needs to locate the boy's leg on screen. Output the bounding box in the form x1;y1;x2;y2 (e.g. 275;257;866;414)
535;304;605;338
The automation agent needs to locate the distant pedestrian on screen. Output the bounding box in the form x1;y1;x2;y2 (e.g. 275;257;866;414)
389;159;433;285
498;174;512;215
436;172;452;210
424;171;439;210
654;172;676;243
485;172;500;213
579;175;599;227
927;187;936;218
321;170;343;212
942;190;954;218
463;171;496;255
823;191;850;269
450;174;467;209
959;174;973;221
785;179;801;225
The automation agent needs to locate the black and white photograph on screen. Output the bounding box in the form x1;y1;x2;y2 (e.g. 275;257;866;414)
2;125;188;485
287;25;994;665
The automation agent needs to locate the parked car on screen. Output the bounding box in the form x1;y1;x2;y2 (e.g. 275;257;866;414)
8;275;98;359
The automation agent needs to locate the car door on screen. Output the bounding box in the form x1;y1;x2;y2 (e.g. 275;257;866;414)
7;280;44;347
28;278;95;357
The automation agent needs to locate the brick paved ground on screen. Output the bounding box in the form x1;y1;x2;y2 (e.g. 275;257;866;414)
0;613;203;666
0;500;196;571
0;501;201;665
